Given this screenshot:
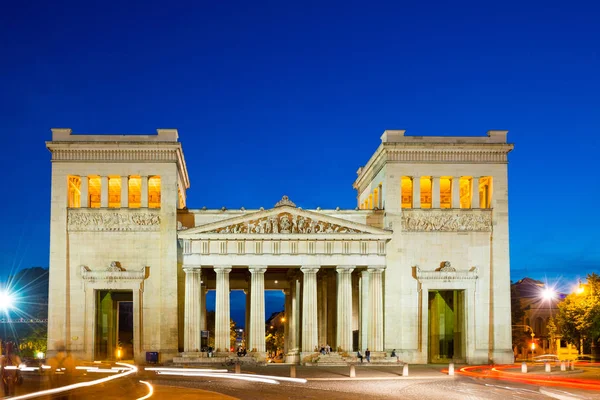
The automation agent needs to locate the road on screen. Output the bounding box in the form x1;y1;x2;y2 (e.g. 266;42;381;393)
9;364;600;399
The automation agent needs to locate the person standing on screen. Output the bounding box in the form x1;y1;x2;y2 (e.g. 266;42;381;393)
1;342;22;397
365;348;371;363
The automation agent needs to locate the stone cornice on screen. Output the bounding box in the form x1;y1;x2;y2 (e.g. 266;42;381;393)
415;266;479;281
353;143;513;193
81;265;148;282
46;142;190;190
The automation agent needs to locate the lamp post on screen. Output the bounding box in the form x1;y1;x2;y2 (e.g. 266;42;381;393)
513;325;535;360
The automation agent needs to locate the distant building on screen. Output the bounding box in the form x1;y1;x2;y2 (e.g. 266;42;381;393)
512;278;563;357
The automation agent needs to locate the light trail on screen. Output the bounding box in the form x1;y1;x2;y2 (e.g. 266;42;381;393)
11;362;138;400
155;370;280;384
145;366;307;384
145;367;228;373
137;380;154;400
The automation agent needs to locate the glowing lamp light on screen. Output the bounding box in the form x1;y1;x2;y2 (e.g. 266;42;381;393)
0;290;15;311
531;343;536;350
577;286;585;295
37;352;45;359
542;288;556;300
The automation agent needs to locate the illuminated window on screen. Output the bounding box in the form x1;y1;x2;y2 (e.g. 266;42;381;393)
148;176;161;208
67;175;81;208
420;177;432;208
459;177;472;208
401;177;413;208
479;177;492;208
128;176;141;208
88;176;101;208
108;177;121;208
440;177;451;209
368;194;373;210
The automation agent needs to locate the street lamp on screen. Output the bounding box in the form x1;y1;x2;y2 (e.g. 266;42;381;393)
0;290;15;312
542;288;556;300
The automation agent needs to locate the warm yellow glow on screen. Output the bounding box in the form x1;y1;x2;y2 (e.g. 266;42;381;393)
368;194;373;210
459;177;472;208
373;188;379;210
88;176;101;208
281;317;285;322
129;176;141;208
420;177;432;208
67;175;81;208
116;349;122;359
531;343;536;350
479;177;492;208
577;285;585;295
401;177;413;208
440;177;451;209
108;177;121;208
149;176;161;208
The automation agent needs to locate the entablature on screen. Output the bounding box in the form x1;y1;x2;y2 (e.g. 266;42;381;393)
400;209;492;232
68;208;161;232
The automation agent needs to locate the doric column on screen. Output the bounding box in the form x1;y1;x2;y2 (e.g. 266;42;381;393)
80;176;89;208
318;273;327;346
360;270;370;350
183;266;202;352
452;177;461;208
432;176;440;208
214;266;232;352
412;177;420;208
200;288;207;331
288;278;298;354
100;176;109;208
301;265;320;352
368;266;385;351
249;266;267;352
472;177;480;208
284;289;291;354
141;175;149;208
336;266;355;351
121;176;129;208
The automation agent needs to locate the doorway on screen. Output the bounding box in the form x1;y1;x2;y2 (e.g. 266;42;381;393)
95;290;133;360
428;290;465;363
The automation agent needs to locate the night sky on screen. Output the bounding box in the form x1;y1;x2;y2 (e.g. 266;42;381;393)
1;1;598;325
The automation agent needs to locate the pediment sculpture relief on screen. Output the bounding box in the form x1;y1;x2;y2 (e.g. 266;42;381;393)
401;210;492;232
208;212;361;234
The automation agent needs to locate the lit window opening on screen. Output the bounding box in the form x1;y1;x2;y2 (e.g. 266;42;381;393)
401;177;413;208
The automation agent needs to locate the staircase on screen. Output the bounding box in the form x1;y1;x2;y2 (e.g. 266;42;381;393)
311;352;348;366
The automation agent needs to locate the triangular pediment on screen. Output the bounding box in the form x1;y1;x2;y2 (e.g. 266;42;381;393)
178;205;391;238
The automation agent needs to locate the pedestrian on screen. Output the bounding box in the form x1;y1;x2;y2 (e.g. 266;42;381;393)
325;344;331;354
1;342;22;397
391;349;396;358
47;342;76;400
357;350;363;363
365;348;371;363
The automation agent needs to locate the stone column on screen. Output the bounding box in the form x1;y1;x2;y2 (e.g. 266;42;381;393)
244;286;250;349
432;176;440;208
249;266;267;353
452;177;461;208
214;266;232;352
301;266;320;352
183;266;202;352
318;273;327;346
141;175;149;208
336;266;355;352
100;176;109;208
368;266;385;351
288;278;298;354
80;176;89;207
200;288;207;331
412;176;420;208
284;289;291;354
360;270;370;350
121;176;129;208
472;177;480;208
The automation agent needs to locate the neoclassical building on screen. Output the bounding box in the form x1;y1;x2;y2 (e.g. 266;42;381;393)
46;128;514;364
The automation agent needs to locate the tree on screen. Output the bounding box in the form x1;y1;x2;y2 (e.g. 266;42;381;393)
555;273;600;355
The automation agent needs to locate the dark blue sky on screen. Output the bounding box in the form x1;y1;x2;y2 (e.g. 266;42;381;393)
1;1;599;321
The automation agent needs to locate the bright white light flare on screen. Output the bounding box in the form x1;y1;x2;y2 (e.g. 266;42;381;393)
542;288;556;300
0;290;15;311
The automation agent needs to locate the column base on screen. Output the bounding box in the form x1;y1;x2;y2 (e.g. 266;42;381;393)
285;352;300;364
490;349;515;365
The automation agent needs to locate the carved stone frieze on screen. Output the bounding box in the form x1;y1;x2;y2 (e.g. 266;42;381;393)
207;212;362;234
68;209;161;231
401;209;492;232
81;265;148;283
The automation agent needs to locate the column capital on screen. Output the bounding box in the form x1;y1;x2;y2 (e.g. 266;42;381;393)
368;265;386;273
300;265;320;274
248;265;267;274
214;265;232;274
182;265;201;273
336;265;355;274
